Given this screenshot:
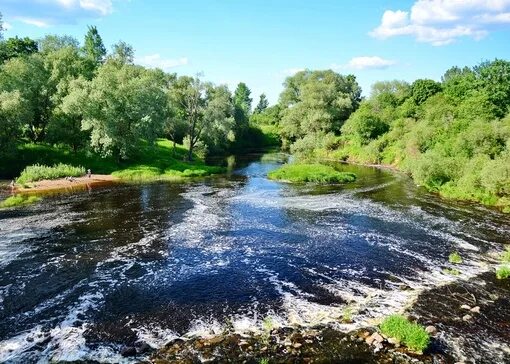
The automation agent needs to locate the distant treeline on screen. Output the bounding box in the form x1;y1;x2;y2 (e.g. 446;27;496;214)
260;63;510;211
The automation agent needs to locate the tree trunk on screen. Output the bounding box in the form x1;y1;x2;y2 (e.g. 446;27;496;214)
187;142;194;161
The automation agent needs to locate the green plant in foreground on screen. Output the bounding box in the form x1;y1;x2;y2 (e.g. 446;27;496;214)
496;265;510;280
442;268;460;276
0;195;41;208
501;246;510;263
267;163;357;184
449;251;462;264
379;315;430;353
342;306;354;322
260;359;269;364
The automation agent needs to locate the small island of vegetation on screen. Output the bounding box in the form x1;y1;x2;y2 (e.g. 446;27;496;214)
268;163;356;184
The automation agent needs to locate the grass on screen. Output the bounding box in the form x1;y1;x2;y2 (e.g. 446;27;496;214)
268;163;357;184
501;246;510;263
379;315;430;354
442;268;460;276
260;359;269;364
3;139;225;182
0;194;41;208
16;163;85;184
496;265;510;280
342;306;354;322
448;251;463;264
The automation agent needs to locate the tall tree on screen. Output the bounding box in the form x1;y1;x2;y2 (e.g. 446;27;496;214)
233;82;252;132
83;25;106;66
109;41;134;65
278;69;362;143
0;54;52;142
254;93;269;114
0;90;29;153
63;63;167;159
38;35;79;54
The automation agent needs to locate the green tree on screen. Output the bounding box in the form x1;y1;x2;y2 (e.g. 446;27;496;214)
0;36;38;63
475;59;510;117
341;102;389;145
0;54;52;142
279;70;361;144
0;90;29;152
38;35;79;55
233;82;252;132
63;63;167;159
254;93;269;114
109;41;134;65
411;79;442;105
83;25;106;67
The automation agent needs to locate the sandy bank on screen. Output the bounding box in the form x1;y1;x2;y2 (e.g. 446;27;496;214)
13;175;119;194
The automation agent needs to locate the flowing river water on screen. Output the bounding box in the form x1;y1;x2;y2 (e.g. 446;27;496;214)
0;152;509;363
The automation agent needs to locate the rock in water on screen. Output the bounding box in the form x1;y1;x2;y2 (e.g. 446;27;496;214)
470;306;480;313
460;304;471;310
425;325;437;335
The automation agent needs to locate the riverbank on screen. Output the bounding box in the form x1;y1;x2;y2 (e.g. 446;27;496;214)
13;174;118;194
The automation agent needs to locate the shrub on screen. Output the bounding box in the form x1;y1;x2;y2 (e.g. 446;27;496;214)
268;164;357;184
449;252;462;264
0;194;41;208
496;265;510;280
16;163;85;184
379;315;430;353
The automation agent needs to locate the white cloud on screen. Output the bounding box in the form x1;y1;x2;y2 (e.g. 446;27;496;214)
3;22;13;30
371;0;510;45
345;56;397;70
3;0;115;27
135;54;189;71
17;17;50;28
79;0;113;16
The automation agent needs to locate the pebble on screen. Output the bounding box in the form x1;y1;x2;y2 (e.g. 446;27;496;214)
462;314;472;321
365;336;375;345
208;336;224;345
425;325;437;335
293;343;302;349
372;332;384;344
460;304;471;310
470;306;480;313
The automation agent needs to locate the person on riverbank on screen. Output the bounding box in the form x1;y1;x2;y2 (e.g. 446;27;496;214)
9;180;15;192
87;169;92;178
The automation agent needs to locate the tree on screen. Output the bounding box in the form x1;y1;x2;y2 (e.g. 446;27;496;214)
0;37;38;63
38;35;79;54
0;90;29;152
341;102;389;145
278;70;362;144
109;41;134;65
233;82;252;132
62;63;167;159
201;84;235;153
411;79;442;105
254;93;269;114
83;25;106;66
475;59;510;117
0;54;52;142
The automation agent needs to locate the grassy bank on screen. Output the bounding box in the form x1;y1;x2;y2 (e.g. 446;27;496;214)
268;163;356;184
0;195;41;208
2;139;224;183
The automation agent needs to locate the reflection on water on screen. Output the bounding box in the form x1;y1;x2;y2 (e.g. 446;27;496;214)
0;152;509;363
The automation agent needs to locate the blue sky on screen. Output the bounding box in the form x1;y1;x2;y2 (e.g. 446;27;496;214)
2;0;510;104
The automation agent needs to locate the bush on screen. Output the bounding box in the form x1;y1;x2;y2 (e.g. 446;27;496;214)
496;265;510;279
0;194;41;208
449;252;462;264
442;268;460;276
379;315;430;353
16;163;85;184
268;164;357;184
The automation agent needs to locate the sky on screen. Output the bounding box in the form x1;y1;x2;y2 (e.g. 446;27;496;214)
1;0;510;104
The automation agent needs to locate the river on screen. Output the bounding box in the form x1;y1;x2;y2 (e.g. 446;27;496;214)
0;152;509;363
